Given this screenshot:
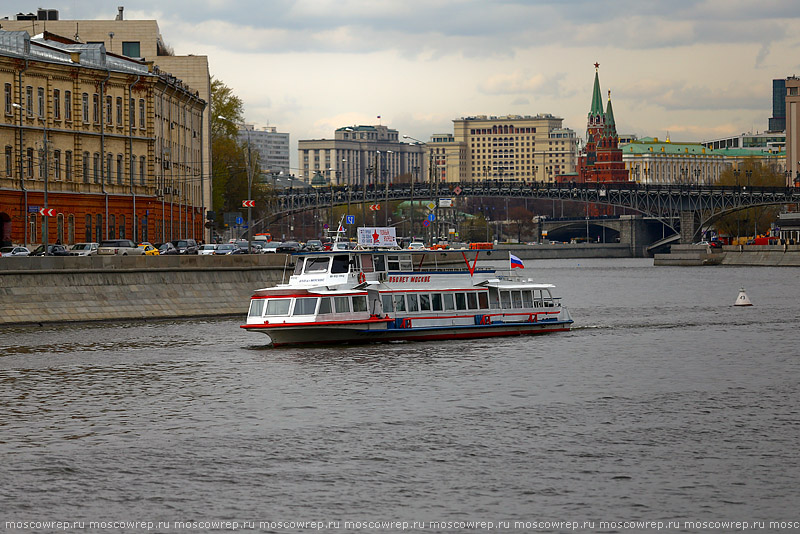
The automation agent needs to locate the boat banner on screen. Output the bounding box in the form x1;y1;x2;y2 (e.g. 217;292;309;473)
357;227;398;247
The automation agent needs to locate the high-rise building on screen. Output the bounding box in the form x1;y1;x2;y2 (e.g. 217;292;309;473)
769;78;787;133
238;125;290;178
786;76;800;186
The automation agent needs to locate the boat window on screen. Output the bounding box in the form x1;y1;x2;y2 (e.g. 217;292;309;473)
419;294;431;311
443;293;455;310
387;255;400;271
334;296;350;313
265;299;291;316
319;297;332;314
373;254;386;272
500;291;511;309
293;297;318;315
248;299;265;318
533;290;543;307
304;256;330;274
455;293;467;310
432;293;443;311
467;292;478;310
399;256;413;271
489;288;500;309
512;291;523;308
293;257;305;275
382;294;394;313
394;294;406;312
543;289;554;307
361;254;374;273
352;295;367;312
522;290;533;308
407;294;419;312
478;291;489;309
331;255;350;274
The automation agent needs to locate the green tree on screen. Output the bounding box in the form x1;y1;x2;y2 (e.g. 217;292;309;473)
713;159;785;241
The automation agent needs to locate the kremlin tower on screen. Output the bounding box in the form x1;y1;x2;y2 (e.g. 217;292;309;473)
576;64;630;184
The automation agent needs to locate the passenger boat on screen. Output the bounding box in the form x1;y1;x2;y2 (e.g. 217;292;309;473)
241;248;573;347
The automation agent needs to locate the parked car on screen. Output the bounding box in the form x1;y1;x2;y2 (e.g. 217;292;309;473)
138;243;160;256
214;243;238;255
170;239;199;254
0;246;30;257
97;239;145;256
157;242;179;255
708;240;723;249
276;241;302;253
305;239;323;251
69;242;99;256
408;242;426;250
198;244;218;255
29;244;70;256
261;241;281;253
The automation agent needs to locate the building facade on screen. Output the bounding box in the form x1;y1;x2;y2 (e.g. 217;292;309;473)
1;7;212;240
622;138;725;185
0;30;205;248
238;124;290;177
298;125;426;187
786;76;800;186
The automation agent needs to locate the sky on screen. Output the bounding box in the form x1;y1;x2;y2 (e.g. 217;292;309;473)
8;1;800;171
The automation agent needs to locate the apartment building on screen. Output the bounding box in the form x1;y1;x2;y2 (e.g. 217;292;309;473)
238;124;290;177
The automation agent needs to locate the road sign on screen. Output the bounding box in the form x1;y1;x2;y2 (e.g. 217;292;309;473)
323;223;329;229
439;198;453;208
346;215;355;224
39;208;55;217
423;220;430;227
426;201;436;211
235;216;244;225
427;213;436;222
369;204;381;211
242;200;255;208
28;205;40;213
453;186;462;195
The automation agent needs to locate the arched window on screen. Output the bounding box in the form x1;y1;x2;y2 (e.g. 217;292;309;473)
68;214;75;245
109;214;116;239
57;213;64;244
85;214;92;242
95;214;102;242
119;215;126;239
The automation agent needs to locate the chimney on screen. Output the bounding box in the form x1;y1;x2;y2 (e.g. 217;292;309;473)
116;6;124;20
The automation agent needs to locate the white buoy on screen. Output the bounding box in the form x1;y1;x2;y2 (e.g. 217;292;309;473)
734;288;752;307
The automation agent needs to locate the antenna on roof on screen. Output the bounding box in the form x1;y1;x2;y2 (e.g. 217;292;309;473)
74;22;80;42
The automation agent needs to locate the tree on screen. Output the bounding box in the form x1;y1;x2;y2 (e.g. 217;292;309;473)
713;159;785;241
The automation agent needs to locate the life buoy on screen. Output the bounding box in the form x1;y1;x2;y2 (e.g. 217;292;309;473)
357;271;366;284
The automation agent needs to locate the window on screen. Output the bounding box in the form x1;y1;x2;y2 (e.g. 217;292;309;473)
82;93;89;123
65;151;72;181
478;292;489;309
130;98;135;128
95;214;102;242
26;86;33;117
4;146;11;176
54;150;61;180
373;255;386;272
352;295;367;312
85;214;92;241
248;299;265;318
407;294;419;312
117;154;123;184
93;93;100;123
122;41;141;57
139;99;145;130
130;155;136;185
334;296;350;313
419;294;431;311
105;95;112;125
139;156;146;185
68;214;75;245
37;87;44;117
393;294;406;312
109;214;115;239
381;294;394;313
119;215;125;239
361;254;374;272
500;291;511;309
455;293;467;310
318;297;332;314
522;291;533;308
266;299;291;316
106;153;112;183
304;256;330;273
432;293;443;311
26;147;33;177
82;152;89;183
443;293;455;310
116;96;123;126
93;152;100;183
293;298;317;315
331;255;349;274
512;291;523;308
64;90;71;121
3;83;10;115
53;89;60;119
467;292;478;310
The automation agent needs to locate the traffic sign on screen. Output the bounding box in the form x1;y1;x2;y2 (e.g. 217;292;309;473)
323;223;329;229
242;200;255;208
423;220;430;227
453;186;462;195
235;216;244;225
427;201;436;211
28;205;40;213
346;215;355;224
369;204;381;211
39;208;55;217
427;213;435;222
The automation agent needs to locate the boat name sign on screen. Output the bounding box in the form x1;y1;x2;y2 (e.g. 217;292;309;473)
388;275;432;283
357;227;398;247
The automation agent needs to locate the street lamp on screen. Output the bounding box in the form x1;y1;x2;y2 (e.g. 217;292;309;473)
217;116;253;253
14;103;49;255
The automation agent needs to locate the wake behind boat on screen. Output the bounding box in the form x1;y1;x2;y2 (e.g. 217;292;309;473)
241;242;573;347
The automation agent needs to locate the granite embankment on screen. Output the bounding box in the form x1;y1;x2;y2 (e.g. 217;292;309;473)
0;255;290;326
654;244;800;266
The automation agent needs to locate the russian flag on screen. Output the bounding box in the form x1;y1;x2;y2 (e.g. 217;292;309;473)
510;254;524;269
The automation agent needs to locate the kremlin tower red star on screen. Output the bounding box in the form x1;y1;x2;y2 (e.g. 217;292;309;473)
576;64;630;184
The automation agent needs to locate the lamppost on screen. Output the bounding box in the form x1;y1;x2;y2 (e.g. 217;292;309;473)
14;103;49;255
218;116;253;253
403;135;428;238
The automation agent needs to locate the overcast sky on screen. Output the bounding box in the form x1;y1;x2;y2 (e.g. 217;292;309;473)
9;1;800;171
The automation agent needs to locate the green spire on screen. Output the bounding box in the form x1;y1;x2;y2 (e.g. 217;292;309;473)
589;63;603;119
604;89;617;136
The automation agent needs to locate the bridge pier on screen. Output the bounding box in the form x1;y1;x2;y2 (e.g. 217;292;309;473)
679;211;699;244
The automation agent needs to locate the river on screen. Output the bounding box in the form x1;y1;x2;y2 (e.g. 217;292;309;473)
1;259;798;533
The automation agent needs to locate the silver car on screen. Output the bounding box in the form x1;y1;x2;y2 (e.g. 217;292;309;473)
198;243;218;255
0;246;30;257
69;242;99;256
97;239;145;255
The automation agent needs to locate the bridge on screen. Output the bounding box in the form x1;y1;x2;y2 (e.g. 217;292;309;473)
260;182;800;254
